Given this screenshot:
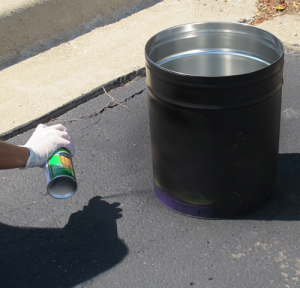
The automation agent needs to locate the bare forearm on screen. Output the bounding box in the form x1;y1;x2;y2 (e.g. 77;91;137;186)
0;141;30;169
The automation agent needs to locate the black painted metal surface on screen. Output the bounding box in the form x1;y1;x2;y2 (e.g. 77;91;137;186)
145;22;285;218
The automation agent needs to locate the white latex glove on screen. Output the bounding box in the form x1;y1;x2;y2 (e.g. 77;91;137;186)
20;124;75;168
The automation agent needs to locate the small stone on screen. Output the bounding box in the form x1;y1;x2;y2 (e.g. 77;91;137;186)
294;33;298;36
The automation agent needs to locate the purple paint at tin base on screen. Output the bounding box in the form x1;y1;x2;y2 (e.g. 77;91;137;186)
154;183;276;219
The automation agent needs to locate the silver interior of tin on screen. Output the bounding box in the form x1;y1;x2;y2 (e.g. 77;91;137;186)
145;22;284;77
48;177;77;199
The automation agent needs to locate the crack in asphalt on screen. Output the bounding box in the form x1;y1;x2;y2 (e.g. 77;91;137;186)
69;88;146;123
73;88;146;141
93;88;146;119
90;88;146;126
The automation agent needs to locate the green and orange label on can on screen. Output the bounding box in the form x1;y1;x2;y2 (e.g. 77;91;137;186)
44;148;77;199
48;149;75;179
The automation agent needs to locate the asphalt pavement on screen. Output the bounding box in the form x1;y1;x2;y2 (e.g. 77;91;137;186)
1;50;300;288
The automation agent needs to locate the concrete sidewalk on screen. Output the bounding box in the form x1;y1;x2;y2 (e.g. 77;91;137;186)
0;0;153;65
0;0;300;137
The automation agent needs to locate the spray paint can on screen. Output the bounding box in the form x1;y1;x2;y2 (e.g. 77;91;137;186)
44;148;77;199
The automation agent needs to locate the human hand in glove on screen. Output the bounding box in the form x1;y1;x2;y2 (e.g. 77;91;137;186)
22;124;75;168
0;124;75;169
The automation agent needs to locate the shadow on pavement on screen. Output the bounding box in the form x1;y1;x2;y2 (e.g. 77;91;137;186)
239;153;300;221
0;196;128;288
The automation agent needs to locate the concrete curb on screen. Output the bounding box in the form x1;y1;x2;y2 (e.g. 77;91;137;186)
0;0;156;67
0;68;145;141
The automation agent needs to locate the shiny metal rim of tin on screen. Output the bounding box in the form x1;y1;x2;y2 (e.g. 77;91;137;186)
47;175;77;199
145;21;284;78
